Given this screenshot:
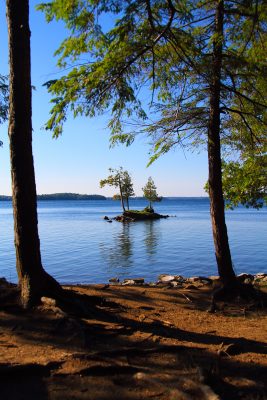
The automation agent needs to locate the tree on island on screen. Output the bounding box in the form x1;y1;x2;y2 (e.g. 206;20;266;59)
142;177;161;212
6;0;62;308
122;170;135;210
38;0;267;299
100;167;134;211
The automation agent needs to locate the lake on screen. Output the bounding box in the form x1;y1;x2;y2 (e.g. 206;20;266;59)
0;198;266;283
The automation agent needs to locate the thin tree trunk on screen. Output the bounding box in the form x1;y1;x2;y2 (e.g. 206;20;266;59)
7;0;62;308
208;0;236;287
118;180;125;212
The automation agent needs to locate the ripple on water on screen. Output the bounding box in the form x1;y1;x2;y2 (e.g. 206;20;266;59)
0;199;266;283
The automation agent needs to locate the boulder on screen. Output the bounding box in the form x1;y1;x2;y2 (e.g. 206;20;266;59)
174;275;185;283
122;279;135;286
158;274;175;283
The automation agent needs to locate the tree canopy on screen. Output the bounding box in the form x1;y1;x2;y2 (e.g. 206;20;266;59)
222;154;267;209
39;0;267;288
38;0;266;152
38;0;267;204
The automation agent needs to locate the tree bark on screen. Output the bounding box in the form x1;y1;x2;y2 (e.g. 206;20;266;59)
6;0;62;308
208;0;237;287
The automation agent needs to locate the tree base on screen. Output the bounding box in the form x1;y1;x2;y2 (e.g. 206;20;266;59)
20;269;64;309
208;282;267;313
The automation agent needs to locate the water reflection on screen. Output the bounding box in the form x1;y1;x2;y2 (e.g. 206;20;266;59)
99;222;133;271
144;220;159;258
99;220;160;277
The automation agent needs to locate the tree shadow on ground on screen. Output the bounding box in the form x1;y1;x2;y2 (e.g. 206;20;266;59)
0;281;266;400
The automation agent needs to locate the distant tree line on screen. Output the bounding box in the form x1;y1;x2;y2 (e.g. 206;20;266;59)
37;193;106;200
0;193;107;201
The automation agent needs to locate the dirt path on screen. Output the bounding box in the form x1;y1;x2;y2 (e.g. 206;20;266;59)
0;281;266;399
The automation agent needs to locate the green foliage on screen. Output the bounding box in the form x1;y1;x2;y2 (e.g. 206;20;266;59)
38;0;267;143
39;0;267;208
100;166;134;210
142;177;161;208
222;155;267;209
122;170;135;201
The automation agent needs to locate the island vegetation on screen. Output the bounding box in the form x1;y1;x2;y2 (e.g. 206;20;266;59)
100;167;135;211
101;169;167;220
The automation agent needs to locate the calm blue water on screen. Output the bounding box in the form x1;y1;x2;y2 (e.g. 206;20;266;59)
0;198;266;283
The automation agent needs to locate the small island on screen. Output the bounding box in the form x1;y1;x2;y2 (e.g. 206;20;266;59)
113;207;169;222
101;171;168;222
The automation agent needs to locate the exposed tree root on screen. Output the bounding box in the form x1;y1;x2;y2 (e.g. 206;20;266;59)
209;282;267;313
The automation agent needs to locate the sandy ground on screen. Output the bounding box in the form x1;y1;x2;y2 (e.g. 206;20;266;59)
0;279;266;400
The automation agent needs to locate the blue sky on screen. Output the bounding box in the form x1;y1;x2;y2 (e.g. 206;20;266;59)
0;0;208;197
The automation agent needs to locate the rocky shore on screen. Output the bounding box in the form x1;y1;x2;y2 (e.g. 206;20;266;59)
109;272;267;288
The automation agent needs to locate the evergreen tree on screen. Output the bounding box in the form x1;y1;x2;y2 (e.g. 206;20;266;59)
39;0;267;289
142;177;161;211
122;170;135;210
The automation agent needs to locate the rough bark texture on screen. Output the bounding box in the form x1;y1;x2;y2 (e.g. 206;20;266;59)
208;0;237;287
7;0;62;308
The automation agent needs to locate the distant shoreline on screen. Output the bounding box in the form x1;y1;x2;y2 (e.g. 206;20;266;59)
0;193;210;201
0;193;106;201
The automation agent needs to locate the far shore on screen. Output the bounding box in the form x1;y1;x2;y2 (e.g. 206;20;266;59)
0;193;210;201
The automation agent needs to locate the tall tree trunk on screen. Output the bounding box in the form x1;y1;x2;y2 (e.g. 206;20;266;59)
208;0;237;287
7;0;62;308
